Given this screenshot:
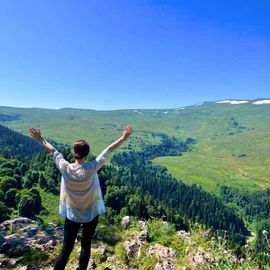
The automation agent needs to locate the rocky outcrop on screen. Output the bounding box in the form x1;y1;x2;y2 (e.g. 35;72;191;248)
123;229;148;259
0;218;64;258
146;243;179;261
121;216;131;229
0;218;32;232
154;260;176;270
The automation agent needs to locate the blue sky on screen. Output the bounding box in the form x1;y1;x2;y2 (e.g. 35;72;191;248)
1;0;269;110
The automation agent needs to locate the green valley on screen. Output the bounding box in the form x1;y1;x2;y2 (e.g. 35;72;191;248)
1;99;270;194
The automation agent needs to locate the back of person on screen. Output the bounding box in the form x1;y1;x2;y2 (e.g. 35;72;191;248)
29;125;132;270
51;148;110;223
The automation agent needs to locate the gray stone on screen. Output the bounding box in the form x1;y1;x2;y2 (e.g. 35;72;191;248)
92;243;107;262
86;258;96;269
138;229;148;242
43;239;56;250
121;216;131;229
178;230;190;238
0;218;32;231
124;229;148;259
147;244;179;261
124;239;140;258
192;251;205;266
154;260;176;270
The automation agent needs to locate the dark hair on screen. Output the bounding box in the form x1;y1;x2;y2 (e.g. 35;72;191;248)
72;140;89;160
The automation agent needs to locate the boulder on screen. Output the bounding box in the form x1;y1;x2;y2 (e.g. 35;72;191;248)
146;244;179;261
106;256;122;266
192;251;205;266
43;239;56;250
121;216;131;229
154;260;176;270
86;258;96;269
0;218;64;257
0;218;32;231
0;256;23;268
124;229;148;259
92;243;107;262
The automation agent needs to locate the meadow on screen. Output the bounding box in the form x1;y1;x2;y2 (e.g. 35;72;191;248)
1;98;270;195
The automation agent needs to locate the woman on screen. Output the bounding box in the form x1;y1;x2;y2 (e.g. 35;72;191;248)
29;125;133;270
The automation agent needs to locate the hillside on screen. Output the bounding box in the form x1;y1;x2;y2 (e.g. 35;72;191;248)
1;110;270;268
1;98;270;194
0;216;258;270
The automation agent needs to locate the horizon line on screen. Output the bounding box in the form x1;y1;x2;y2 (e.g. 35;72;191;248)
0;97;269;111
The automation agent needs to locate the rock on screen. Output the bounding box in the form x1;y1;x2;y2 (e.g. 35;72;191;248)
43;239;56;250
0;257;24;268
197;246;204;253
124;229;148;258
7;257;23;267
123;229;148;259
0;218;32;231
138;229;148;242
154;260;176;270
178;230;194;244
191;251;205;267
204;252;214;263
0;218;64;257
92;243;107;261
95;244;106;256
124;239;140;258
106;256;121;266
86;258;96;269
121;216;131;229
178;230;190;238
147;244;179;261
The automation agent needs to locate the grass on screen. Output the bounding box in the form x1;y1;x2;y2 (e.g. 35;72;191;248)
1;101;270;196
153;149;270;194
12;216;260;269
37;188;65;225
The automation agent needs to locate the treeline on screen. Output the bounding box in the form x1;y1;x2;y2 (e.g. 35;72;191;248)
254;220;270;267
0;124;68;160
111;136;248;246
220;185;270;222
99;165;188;231
0;124;44;160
